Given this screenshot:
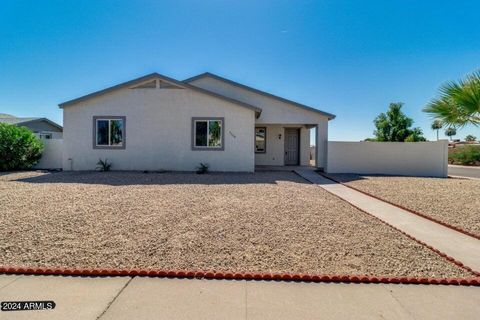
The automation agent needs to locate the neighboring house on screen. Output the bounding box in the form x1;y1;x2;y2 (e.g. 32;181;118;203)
0;113;63;139
59;72;335;172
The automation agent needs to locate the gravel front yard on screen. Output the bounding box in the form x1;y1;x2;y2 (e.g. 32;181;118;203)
328;174;480;237
0;171;472;278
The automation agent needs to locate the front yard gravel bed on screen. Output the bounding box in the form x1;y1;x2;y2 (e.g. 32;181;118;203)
0;171;472;278
328;174;480;238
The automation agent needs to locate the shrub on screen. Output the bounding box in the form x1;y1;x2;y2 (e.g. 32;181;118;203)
96;158;112;171
449;146;480;165
465;135;477;142
196;162;209;174
0;123;44;171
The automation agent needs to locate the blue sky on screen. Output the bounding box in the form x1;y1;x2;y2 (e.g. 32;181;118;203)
1;0;479;141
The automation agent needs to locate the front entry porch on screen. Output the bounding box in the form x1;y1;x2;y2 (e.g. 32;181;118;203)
255;165;316;172
254;123;326;170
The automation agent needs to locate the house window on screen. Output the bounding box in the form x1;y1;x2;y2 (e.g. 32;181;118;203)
93;116;125;149
255;127;266;153
39;133;53;140
192;118;224;150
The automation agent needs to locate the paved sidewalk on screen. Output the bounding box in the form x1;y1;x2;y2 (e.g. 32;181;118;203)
295;169;480;273
0;275;479;319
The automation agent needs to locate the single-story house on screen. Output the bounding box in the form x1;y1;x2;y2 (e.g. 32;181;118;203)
0;113;63;139
59;72;335;172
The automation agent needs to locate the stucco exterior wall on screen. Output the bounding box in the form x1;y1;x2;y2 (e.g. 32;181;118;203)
189;76;328;168
326;141;449;177
254;125;310;166
33;139;63;169
62;87;255;172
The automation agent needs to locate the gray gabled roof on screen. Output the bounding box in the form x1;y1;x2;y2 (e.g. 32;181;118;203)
184;72;336;120
58;73;262;117
0;116;63;130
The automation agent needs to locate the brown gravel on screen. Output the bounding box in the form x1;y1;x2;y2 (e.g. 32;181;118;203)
0;171;472;278
329;174;480;238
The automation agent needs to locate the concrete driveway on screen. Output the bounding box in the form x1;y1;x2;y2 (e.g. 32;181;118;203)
449;165;480;179
0;275;479;320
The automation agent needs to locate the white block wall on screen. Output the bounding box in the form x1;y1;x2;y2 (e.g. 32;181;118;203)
33;139;63;169
326;141;448;177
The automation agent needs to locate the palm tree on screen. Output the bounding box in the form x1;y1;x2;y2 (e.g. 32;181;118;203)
423;71;480;127
445;127;457;141
431;120;443;141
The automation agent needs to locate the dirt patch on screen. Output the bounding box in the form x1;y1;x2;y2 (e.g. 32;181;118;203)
329;174;480;238
0;171;472;278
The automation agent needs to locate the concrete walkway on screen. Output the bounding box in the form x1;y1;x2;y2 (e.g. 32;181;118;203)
0;274;479;319
295;169;480;273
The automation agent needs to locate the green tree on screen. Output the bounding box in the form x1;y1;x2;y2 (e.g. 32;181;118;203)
465;134;477;142
0;123;44;171
372;102;426;142
445;127;457;141
431;120;443;141
423;71;480;127
405;127;427;142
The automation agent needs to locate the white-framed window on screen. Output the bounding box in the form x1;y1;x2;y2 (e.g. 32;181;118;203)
192;118;224;150
93;116;125;149
255;127;266;153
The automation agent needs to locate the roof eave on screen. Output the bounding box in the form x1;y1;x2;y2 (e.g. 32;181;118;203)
58;73;164;108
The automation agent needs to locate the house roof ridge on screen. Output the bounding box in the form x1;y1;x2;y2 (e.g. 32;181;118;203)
184;72;336;120
58;73;262;117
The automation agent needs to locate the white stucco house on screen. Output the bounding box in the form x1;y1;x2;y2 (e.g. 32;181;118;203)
59;72;335;172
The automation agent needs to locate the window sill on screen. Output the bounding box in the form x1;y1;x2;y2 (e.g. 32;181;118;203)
192;147;224;151
93;145;126;150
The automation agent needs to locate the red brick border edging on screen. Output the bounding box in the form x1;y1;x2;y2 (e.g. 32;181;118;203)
0;266;479;286
1;172;478;287
320;173;480;241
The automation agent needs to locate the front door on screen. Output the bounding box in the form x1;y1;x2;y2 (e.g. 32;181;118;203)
284;128;300;165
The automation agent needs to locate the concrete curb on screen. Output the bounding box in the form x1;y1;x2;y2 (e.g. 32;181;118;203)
449;165;480;169
0;266;478;286
315;173;480;277
448;175;480;181
321;173;480;241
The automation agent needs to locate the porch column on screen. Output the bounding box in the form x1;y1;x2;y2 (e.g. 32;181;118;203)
316;121;328;170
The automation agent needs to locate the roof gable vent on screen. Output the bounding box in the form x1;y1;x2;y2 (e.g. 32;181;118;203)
130;79;184;89
131;80;157;89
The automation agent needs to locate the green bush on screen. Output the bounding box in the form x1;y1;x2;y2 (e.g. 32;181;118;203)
196;162;209;174
0;123;44;171
449;146;480;165
96;158;112;171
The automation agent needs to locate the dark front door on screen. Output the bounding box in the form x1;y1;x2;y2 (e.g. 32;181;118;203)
284;128;300;165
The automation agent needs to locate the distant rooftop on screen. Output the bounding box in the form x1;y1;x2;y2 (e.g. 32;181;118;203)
0;114;43;125
0;114;63;130
0;113;16;118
